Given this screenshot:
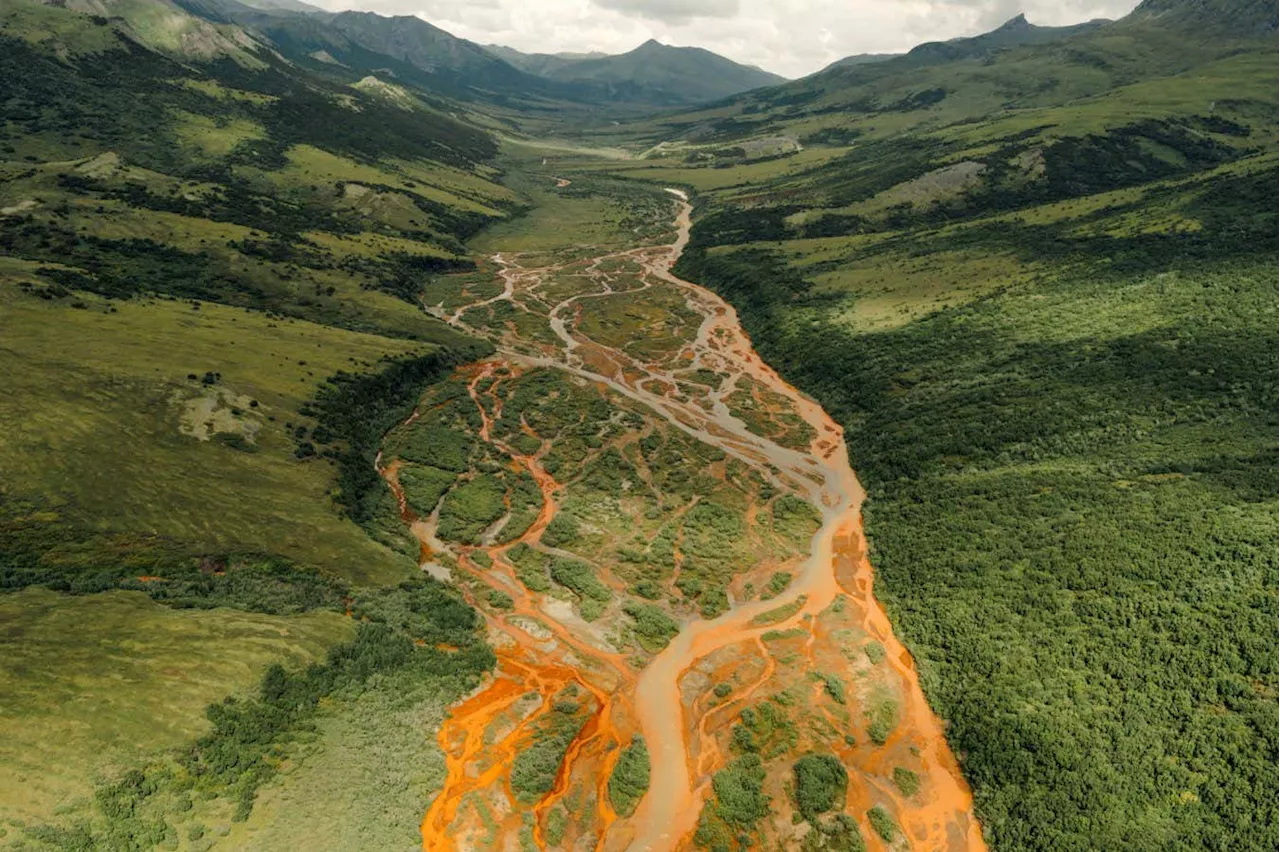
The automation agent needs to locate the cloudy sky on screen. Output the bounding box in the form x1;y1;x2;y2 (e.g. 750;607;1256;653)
316;0;1143;77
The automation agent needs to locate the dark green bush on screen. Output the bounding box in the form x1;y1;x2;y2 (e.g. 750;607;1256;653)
792;754;848;820
607;736;650;817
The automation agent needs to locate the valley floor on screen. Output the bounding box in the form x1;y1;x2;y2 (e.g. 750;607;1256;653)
387;174;982;850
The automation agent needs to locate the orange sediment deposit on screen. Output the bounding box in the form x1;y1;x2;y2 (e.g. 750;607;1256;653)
420;629;636;852
392;188;984;851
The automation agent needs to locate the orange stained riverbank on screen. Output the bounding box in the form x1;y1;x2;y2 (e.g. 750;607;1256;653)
389;186;985;851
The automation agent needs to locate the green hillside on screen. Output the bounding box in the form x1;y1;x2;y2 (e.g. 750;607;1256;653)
0;0;501;844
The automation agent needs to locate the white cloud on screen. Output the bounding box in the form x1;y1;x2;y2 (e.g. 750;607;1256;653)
592;0;740;24
317;0;1144;77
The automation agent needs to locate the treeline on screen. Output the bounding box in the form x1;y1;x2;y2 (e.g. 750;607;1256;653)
0;493;348;613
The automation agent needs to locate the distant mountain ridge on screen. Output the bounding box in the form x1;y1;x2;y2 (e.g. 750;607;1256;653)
484;44;608;77
487;38;787;105
821;53;900;72
163;0;784;108
816;13;1108;77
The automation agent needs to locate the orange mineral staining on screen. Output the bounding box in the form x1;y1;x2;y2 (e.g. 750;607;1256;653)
386;189;984;851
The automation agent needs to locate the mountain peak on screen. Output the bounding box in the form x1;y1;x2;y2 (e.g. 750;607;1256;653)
996;12;1031;29
636;38;667;50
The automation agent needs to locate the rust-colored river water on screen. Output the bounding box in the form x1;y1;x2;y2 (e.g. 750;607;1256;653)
386;188;985;851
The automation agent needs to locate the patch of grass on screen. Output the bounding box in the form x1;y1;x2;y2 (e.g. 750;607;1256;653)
623;601;680;652
549;556;611;603
544;805;568;846
863;641;886;665
801;813;866;852
494;472;544;545
866;806;898;843
388;423;473;473
694;753;770;851
733;702;798;760
471;172;673;258
0;287;433;585
751;595;807;627
865;690;899;745
397;464;456;516
759;570;792;601
507;543;551;593
818;672;846;705
770;495;822;546
20;577;492;845
892;767;920;797
436;474;507;544
215;661;462;850
509;690;590;803
540;514;580;548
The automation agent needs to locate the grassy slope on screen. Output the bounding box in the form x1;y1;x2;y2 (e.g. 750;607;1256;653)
572;12;1278;851
218;665;457;851
0;285;422;584
0;0;512;580
0;588;354;825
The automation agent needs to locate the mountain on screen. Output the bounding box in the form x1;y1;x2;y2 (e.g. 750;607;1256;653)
234;0;323;13
321;11;533;90
483;43;607;77
903;12;1110;63
164;1;779;111
804;13;1103;76
507;38;788;106
618;0;1276;150
1128;0;1279;33
175;1;550;102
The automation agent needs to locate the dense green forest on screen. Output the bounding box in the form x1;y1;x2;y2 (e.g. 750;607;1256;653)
675;179;1278;851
